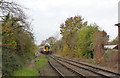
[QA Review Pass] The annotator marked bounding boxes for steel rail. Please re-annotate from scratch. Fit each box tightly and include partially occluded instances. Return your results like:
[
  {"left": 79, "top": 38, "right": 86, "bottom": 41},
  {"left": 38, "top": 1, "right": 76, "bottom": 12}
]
[
  {"left": 48, "top": 60, "right": 64, "bottom": 77},
  {"left": 53, "top": 56, "right": 116, "bottom": 78},
  {"left": 54, "top": 55, "right": 120, "bottom": 76},
  {"left": 50, "top": 55, "right": 86, "bottom": 78}
]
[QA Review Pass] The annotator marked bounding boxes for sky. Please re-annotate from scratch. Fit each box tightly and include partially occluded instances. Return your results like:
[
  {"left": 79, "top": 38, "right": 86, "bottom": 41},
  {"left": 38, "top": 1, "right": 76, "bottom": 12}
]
[{"left": 17, "top": 0, "right": 120, "bottom": 45}]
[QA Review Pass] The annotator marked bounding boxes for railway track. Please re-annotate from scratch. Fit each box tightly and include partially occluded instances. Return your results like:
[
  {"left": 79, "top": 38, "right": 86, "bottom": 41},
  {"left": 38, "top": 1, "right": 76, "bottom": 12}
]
[
  {"left": 48, "top": 55, "right": 86, "bottom": 77},
  {"left": 52, "top": 55, "right": 120, "bottom": 78}
]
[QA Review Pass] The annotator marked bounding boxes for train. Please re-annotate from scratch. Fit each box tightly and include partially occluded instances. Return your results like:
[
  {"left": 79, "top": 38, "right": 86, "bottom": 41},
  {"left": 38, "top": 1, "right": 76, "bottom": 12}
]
[{"left": 39, "top": 45, "right": 52, "bottom": 55}]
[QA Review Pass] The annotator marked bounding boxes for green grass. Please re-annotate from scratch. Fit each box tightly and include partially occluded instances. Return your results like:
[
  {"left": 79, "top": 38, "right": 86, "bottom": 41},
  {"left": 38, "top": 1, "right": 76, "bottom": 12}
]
[
  {"left": 0, "top": 72, "right": 2, "bottom": 78},
  {"left": 35, "top": 56, "right": 48, "bottom": 71},
  {"left": 91, "top": 60, "right": 96, "bottom": 63},
  {"left": 13, "top": 55, "right": 48, "bottom": 76},
  {"left": 13, "top": 67, "right": 38, "bottom": 76}
]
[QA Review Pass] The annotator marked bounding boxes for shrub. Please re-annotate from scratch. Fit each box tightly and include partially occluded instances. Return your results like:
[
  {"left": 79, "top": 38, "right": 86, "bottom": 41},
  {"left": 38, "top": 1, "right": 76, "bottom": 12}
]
[{"left": 2, "top": 48, "right": 23, "bottom": 76}]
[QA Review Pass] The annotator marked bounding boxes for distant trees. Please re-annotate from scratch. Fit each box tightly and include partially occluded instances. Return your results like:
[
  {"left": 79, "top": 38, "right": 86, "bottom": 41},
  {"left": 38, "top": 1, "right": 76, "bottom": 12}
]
[
  {"left": 93, "top": 30, "right": 109, "bottom": 63},
  {"left": 52, "top": 39, "right": 65, "bottom": 55},
  {"left": 77, "top": 25, "right": 97, "bottom": 59},
  {"left": 46, "top": 37, "right": 57, "bottom": 47},
  {"left": 41, "top": 37, "right": 57, "bottom": 47},
  {"left": 60, "top": 16, "right": 87, "bottom": 48},
  {"left": 53, "top": 15, "right": 109, "bottom": 60},
  {"left": 58, "top": 16, "right": 99, "bottom": 58},
  {"left": 111, "top": 36, "right": 118, "bottom": 45},
  {"left": 58, "top": 16, "right": 88, "bottom": 58}
]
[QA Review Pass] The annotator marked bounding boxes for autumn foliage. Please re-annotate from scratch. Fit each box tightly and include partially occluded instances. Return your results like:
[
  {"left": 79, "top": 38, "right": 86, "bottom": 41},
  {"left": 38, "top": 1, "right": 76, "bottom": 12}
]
[
  {"left": 1, "top": 0, "right": 36, "bottom": 76},
  {"left": 53, "top": 15, "right": 109, "bottom": 63},
  {"left": 93, "top": 30, "right": 109, "bottom": 63},
  {"left": 2, "top": 13, "right": 36, "bottom": 76}
]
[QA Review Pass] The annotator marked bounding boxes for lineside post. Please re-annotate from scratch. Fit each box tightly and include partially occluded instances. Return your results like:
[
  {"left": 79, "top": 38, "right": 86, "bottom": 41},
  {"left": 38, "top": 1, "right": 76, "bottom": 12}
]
[
  {"left": 118, "top": 1, "right": 120, "bottom": 74},
  {"left": 118, "top": 25, "right": 120, "bottom": 73},
  {"left": 115, "top": 1, "right": 120, "bottom": 73},
  {"left": 115, "top": 23, "right": 120, "bottom": 74}
]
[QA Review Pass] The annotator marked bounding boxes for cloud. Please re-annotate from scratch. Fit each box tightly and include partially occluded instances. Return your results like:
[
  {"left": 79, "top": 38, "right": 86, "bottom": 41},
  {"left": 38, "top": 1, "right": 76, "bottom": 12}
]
[{"left": 18, "top": 0, "right": 120, "bottom": 45}]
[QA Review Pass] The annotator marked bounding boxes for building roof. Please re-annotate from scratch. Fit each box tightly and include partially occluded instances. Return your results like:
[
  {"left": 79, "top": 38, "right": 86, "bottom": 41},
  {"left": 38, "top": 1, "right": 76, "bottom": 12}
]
[{"left": 104, "top": 45, "right": 117, "bottom": 49}]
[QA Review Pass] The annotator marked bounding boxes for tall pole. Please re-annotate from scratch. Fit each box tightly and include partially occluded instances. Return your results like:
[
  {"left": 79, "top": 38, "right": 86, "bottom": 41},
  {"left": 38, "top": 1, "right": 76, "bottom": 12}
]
[
  {"left": 118, "top": 26, "right": 120, "bottom": 50},
  {"left": 115, "top": 1, "right": 120, "bottom": 73},
  {"left": 116, "top": 24, "right": 120, "bottom": 50},
  {"left": 118, "top": 1, "right": 120, "bottom": 74},
  {"left": 115, "top": 23, "right": 120, "bottom": 73},
  {"left": 118, "top": 25, "right": 120, "bottom": 74},
  {"left": 118, "top": 1, "right": 120, "bottom": 51}
]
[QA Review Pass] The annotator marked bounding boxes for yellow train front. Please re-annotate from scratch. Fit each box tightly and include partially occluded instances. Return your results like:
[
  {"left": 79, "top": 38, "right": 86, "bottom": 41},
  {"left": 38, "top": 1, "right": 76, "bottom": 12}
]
[{"left": 40, "top": 45, "right": 52, "bottom": 55}]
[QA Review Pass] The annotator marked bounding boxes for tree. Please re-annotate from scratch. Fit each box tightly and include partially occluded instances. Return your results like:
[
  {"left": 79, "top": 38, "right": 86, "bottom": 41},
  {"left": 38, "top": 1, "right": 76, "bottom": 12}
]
[
  {"left": 0, "top": 0, "right": 30, "bottom": 33},
  {"left": 77, "top": 25, "right": 97, "bottom": 59},
  {"left": 60, "top": 16, "right": 87, "bottom": 47},
  {"left": 1, "top": 1, "right": 35, "bottom": 76},
  {"left": 111, "top": 36, "right": 118, "bottom": 45},
  {"left": 41, "top": 37, "right": 57, "bottom": 47},
  {"left": 46, "top": 37, "right": 57, "bottom": 47},
  {"left": 93, "top": 29, "right": 109, "bottom": 63},
  {"left": 0, "top": 0, "right": 26, "bottom": 19},
  {"left": 52, "top": 39, "right": 65, "bottom": 54}
]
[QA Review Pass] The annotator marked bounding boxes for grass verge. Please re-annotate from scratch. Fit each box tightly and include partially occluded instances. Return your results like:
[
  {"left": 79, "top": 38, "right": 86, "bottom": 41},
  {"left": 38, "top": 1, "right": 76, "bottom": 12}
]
[
  {"left": 13, "top": 67, "right": 38, "bottom": 76},
  {"left": 35, "top": 55, "right": 48, "bottom": 71},
  {"left": 13, "top": 55, "right": 48, "bottom": 76}
]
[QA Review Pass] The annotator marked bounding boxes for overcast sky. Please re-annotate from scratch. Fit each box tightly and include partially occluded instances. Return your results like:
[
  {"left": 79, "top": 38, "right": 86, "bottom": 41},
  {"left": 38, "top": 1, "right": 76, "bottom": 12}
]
[{"left": 18, "top": 0, "right": 120, "bottom": 45}]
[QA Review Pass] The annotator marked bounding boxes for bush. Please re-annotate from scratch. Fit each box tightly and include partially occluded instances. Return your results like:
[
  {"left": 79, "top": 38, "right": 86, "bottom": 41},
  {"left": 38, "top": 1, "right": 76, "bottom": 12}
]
[
  {"left": 2, "top": 48, "right": 23, "bottom": 76},
  {"left": 77, "top": 25, "right": 96, "bottom": 59},
  {"left": 2, "top": 14, "right": 36, "bottom": 76}
]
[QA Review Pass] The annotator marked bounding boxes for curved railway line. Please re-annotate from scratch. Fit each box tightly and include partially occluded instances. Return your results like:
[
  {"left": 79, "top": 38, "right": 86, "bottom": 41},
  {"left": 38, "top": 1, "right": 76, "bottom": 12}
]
[
  {"left": 48, "top": 55, "right": 120, "bottom": 78},
  {"left": 48, "top": 55, "right": 86, "bottom": 77},
  {"left": 48, "top": 60, "right": 64, "bottom": 77}
]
